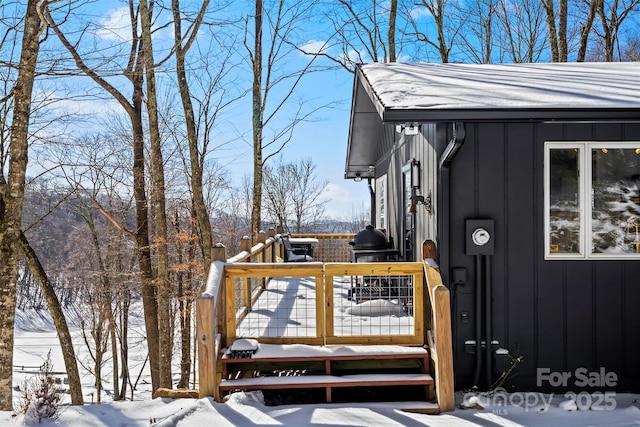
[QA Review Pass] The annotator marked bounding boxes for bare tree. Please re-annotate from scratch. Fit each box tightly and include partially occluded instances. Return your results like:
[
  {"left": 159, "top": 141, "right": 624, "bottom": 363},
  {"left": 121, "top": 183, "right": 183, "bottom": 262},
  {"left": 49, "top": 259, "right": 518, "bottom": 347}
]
[
  {"left": 542, "top": 0, "right": 569, "bottom": 61},
  {"left": 139, "top": 0, "right": 172, "bottom": 389},
  {"left": 319, "top": 0, "right": 400, "bottom": 70},
  {"left": 456, "top": 0, "right": 497, "bottom": 63},
  {"left": 594, "top": 0, "right": 640, "bottom": 61},
  {"left": 576, "top": 0, "right": 599, "bottom": 61},
  {"left": 0, "top": 0, "right": 45, "bottom": 410},
  {"left": 18, "top": 231, "right": 84, "bottom": 405},
  {"left": 44, "top": 2, "right": 162, "bottom": 391},
  {"left": 410, "top": 0, "right": 461, "bottom": 62},
  {"left": 263, "top": 157, "right": 328, "bottom": 233},
  {"left": 494, "top": 0, "right": 547, "bottom": 63},
  {"left": 246, "top": 0, "right": 327, "bottom": 242},
  {"left": 171, "top": 0, "right": 214, "bottom": 269}
]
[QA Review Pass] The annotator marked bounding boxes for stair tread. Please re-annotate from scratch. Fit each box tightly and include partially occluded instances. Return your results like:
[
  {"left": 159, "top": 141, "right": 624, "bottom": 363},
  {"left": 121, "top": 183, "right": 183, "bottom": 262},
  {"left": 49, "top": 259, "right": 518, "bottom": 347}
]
[
  {"left": 223, "top": 343, "right": 428, "bottom": 361},
  {"left": 220, "top": 373, "right": 433, "bottom": 388}
]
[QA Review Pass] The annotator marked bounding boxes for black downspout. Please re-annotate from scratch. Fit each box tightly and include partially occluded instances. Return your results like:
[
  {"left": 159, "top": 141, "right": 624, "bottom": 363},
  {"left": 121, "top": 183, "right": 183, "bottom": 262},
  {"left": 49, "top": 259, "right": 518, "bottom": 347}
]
[
  {"left": 485, "top": 255, "right": 493, "bottom": 389},
  {"left": 438, "top": 121, "right": 466, "bottom": 272},
  {"left": 472, "top": 255, "right": 482, "bottom": 388},
  {"left": 437, "top": 122, "right": 466, "bottom": 386}
]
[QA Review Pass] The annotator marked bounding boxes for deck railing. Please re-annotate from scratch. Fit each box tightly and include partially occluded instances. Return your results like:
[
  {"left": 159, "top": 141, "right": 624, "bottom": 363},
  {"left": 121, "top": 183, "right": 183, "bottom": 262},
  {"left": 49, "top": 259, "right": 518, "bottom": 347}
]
[{"left": 196, "top": 230, "right": 454, "bottom": 411}]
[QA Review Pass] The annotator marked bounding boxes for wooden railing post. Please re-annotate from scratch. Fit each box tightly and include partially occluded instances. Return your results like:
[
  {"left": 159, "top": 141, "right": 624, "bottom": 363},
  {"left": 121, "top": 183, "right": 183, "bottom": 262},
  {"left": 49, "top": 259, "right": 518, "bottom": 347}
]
[
  {"left": 275, "top": 225, "right": 285, "bottom": 260},
  {"left": 240, "top": 236, "right": 252, "bottom": 309},
  {"left": 257, "top": 230, "right": 266, "bottom": 263},
  {"left": 422, "top": 239, "right": 437, "bottom": 260},
  {"left": 211, "top": 243, "right": 227, "bottom": 262},
  {"left": 267, "top": 228, "right": 276, "bottom": 262},
  {"left": 197, "top": 260, "right": 226, "bottom": 401},
  {"left": 211, "top": 243, "right": 227, "bottom": 342}
]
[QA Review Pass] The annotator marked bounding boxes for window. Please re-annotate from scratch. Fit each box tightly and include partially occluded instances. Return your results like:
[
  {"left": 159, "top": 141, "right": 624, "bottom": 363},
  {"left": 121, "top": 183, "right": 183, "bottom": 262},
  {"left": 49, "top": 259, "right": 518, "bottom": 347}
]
[
  {"left": 545, "top": 142, "right": 640, "bottom": 259},
  {"left": 376, "top": 175, "right": 387, "bottom": 229},
  {"left": 402, "top": 162, "right": 415, "bottom": 261}
]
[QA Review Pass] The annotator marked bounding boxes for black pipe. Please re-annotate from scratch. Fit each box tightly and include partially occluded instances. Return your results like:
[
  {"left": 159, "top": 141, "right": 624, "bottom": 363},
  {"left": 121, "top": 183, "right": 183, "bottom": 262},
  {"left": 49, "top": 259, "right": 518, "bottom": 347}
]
[
  {"left": 485, "top": 255, "right": 493, "bottom": 389},
  {"left": 472, "top": 255, "right": 482, "bottom": 388},
  {"left": 439, "top": 122, "right": 466, "bottom": 168},
  {"left": 437, "top": 122, "right": 467, "bottom": 388}
]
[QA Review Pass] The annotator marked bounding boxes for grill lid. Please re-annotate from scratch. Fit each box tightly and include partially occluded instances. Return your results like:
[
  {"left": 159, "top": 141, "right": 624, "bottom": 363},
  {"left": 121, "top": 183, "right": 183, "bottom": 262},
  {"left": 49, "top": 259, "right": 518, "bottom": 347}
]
[{"left": 349, "top": 225, "right": 390, "bottom": 249}]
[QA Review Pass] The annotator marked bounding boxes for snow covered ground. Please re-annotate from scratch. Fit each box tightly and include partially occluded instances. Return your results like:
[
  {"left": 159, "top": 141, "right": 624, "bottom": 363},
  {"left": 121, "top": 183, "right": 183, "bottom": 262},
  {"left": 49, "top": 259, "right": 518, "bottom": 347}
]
[
  {"left": 2, "top": 307, "right": 640, "bottom": 426},
  {"left": 2, "top": 388, "right": 640, "bottom": 426}
]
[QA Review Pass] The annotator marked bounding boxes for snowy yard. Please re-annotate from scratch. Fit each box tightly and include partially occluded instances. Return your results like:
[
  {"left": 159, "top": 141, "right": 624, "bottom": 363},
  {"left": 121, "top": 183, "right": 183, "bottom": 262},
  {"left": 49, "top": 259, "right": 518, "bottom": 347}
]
[{"left": 3, "top": 302, "right": 640, "bottom": 426}]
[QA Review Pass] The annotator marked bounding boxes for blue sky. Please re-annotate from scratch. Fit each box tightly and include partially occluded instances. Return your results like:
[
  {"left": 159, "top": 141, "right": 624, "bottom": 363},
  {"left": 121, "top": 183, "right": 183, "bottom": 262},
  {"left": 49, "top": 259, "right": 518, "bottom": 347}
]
[{"left": 30, "top": 2, "right": 372, "bottom": 220}]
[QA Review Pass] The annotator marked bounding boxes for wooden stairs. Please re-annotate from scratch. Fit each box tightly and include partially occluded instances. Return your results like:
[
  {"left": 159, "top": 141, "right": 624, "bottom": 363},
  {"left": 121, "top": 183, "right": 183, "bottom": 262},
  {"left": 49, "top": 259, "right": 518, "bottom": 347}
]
[{"left": 219, "top": 341, "right": 439, "bottom": 412}]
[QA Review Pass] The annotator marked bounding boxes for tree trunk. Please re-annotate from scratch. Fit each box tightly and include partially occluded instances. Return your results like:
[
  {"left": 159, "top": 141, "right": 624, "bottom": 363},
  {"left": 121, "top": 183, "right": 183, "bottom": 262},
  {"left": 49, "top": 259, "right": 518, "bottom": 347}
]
[
  {"left": 119, "top": 291, "right": 131, "bottom": 399},
  {"left": 174, "top": 212, "right": 192, "bottom": 389},
  {"left": 18, "top": 232, "right": 84, "bottom": 405},
  {"left": 577, "top": 0, "right": 598, "bottom": 61},
  {"left": 252, "top": 0, "right": 264, "bottom": 242},
  {"left": 140, "top": 0, "right": 172, "bottom": 389},
  {"left": 558, "top": 0, "right": 567, "bottom": 61},
  {"left": 0, "top": 0, "right": 41, "bottom": 410},
  {"left": 109, "top": 310, "right": 120, "bottom": 401},
  {"left": 541, "top": 0, "right": 559, "bottom": 61},
  {"left": 388, "top": 0, "right": 397, "bottom": 62},
  {"left": 132, "top": 76, "right": 160, "bottom": 391},
  {"left": 172, "top": 0, "right": 213, "bottom": 267}
]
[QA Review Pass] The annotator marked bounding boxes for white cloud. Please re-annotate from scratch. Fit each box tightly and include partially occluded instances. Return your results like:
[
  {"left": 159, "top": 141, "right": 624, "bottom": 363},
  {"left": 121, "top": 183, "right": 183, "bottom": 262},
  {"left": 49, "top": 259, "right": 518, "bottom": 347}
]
[
  {"left": 97, "top": 8, "right": 133, "bottom": 42},
  {"left": 299, "top": 39, "right": 331, "bottom": 55},
  {"left": 321, "top": 181, "right": 370, "bottom": 220}
]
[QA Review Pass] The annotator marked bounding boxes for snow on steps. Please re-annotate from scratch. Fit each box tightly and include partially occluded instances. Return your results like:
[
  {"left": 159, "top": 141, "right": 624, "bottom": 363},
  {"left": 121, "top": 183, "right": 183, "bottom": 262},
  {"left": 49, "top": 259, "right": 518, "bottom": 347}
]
[{"left": 220, "top": 343, "right": 436, "bottom": 409}]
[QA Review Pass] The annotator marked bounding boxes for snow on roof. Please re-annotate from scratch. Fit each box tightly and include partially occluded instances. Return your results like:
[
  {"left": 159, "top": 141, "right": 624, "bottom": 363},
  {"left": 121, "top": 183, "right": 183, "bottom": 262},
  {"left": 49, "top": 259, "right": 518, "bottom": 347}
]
[{"left": 360, "top": 62, "right": 640, "bottom": 111}]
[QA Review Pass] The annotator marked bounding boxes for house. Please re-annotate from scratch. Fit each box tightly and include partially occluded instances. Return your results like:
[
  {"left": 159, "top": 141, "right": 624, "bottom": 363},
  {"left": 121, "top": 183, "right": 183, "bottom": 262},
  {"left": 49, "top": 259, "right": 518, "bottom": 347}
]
[{"left": 345, "top": 62, "right": 640, "bottom": 392}]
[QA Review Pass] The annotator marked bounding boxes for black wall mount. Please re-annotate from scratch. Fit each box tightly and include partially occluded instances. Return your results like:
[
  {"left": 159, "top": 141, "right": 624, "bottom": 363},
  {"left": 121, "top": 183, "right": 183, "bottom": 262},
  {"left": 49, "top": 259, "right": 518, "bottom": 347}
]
[{"left": 465, "top": 219, "right": 495, "bottom": 255}]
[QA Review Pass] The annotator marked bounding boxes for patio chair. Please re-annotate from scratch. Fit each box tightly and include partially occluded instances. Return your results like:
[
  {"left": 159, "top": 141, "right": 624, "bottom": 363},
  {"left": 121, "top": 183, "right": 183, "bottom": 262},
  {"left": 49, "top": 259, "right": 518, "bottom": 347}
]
[{"left": 281, "top": 235, "right": 313, "bottom": 262}]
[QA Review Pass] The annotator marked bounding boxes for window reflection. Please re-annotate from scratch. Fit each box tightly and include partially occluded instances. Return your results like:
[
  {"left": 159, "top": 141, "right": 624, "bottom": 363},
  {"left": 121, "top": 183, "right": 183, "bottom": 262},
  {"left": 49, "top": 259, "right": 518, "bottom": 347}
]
[
  {"left": 591, "top": 149, "right": 640, "bottom": 253},
  {"left": 549, "top": 149, "right": 581, "bottom": 253}
]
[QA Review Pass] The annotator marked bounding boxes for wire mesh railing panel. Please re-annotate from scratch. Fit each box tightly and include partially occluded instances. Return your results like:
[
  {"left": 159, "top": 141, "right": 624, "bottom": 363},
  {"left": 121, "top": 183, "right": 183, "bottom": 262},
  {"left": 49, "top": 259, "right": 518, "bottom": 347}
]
[
  {"left": 235, "top": 276, "right": 318, "bottom": 338},
  {"left": 312, "top": 238, "right": 352, "bottom": 263},
  {"left": 332, "top": 274, "right": 415, "bottom": 337}
]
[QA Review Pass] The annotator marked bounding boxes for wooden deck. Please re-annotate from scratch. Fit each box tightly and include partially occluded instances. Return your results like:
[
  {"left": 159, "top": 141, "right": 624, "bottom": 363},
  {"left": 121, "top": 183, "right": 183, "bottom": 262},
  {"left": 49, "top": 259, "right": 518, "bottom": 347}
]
[{"left": 196, "top": 234, "right": 455, "bottom": 411}]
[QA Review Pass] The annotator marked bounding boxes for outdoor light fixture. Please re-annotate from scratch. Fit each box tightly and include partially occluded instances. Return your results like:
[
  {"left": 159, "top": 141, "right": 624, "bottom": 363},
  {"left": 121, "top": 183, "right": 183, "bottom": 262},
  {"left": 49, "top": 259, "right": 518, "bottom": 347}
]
[
  {"left": 395, "top": 124, "right": 420, "bottom": 136},
  {"left": 354, "top": 173, "right": 362, "bottom": 182},
  {"left": 404, "top": 125, "right": 419, "bottom": 136},
  {"left": 411, "top": 159, "right": 421, "bottom": 189},
  {"left": 635, "top": 148, "right": 640, "bottom": 155}
]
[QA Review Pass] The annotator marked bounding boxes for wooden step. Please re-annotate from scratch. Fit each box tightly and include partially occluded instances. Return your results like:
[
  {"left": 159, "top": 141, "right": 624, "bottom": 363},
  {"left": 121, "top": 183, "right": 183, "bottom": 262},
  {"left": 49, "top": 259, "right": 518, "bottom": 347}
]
[
  {"left": 220, "top": 343, "right": 434, "bottom": 404},
  {"left": 222, "top": 344, "right": 430, "bottom": 374},
  {"left": 220, "top": 373, "right": 434, "bottom": 403}
]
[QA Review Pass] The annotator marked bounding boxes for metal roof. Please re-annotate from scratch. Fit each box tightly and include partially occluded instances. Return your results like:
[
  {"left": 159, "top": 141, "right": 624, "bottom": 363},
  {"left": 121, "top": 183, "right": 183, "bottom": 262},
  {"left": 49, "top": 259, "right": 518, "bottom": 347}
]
[{"left": 345, "top": 62, "right": 640, "bottom": 179}]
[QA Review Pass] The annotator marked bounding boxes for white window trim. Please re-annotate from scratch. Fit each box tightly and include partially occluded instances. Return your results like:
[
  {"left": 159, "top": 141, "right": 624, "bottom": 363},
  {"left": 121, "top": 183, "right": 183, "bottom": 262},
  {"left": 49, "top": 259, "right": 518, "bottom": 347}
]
[{"left": 545, "top": 141, "right": 640, "bottom": 260}]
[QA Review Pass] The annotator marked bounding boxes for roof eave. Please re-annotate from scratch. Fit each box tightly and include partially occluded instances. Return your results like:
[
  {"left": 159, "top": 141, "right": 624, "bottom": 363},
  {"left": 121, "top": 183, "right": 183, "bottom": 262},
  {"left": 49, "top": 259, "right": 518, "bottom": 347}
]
[{"left": 380, "top": 108, "right": 640, "bottom": 123}]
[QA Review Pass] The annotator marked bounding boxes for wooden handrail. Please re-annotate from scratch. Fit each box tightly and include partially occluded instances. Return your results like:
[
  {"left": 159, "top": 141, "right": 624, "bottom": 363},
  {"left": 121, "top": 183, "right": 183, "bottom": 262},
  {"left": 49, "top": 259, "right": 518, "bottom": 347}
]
[{"left": 423, "top": 258, "right": 455, "bottom": 412}]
